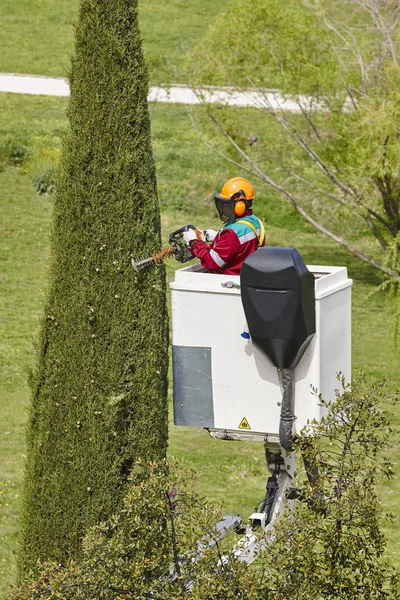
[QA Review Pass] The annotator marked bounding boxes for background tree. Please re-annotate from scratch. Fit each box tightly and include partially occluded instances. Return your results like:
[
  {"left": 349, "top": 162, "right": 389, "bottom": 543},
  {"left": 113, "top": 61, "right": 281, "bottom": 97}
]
[
  {"left": 19, "top": 0, "right": 169, "bottom": 576},
  {"left": 189, "top": 0, "right": 400, "bottom": 280}
]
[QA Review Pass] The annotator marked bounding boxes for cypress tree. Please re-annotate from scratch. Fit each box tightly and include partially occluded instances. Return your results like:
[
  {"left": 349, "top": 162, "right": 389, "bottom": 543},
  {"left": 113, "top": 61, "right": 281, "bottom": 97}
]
[{"left": 19, "top": 0, "right": 169, "bottom": 574}]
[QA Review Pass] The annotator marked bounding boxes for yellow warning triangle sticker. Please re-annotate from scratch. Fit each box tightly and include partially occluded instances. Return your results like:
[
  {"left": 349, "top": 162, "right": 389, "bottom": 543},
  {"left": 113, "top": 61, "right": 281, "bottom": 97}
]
[{"left": 238, "top": 417, "right": 251, "bottom": 430}]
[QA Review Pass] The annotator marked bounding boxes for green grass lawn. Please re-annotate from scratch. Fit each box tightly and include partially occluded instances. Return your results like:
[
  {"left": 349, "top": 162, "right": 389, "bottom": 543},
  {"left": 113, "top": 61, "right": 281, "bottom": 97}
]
[
  {"left": 0, "top": 0, "right": 232, "bottom": 84},
  {"left": 1, "top": 93, "right": 400, "bottom": 594}
]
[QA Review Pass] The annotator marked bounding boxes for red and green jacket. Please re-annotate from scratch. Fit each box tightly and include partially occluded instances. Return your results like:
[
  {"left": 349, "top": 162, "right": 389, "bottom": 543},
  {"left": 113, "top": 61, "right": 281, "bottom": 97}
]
[{"left": 191, "top": 211, "right": 265, "bottom": 275}]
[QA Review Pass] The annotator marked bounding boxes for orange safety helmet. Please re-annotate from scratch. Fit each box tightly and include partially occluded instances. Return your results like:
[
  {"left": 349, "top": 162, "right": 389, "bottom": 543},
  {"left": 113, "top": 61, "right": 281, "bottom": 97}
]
[{"left": 214, "top": 177, "right": 255, "bottom": 224}]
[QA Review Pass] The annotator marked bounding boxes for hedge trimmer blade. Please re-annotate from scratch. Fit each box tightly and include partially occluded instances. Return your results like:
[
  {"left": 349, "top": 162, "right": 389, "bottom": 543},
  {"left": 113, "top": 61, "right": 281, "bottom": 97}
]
[
  {"left": 131, "top": 256, "right": 155, "bottom": 271},
  {"left": 131, "top": 246, "right": 175, "bottom": 271}
]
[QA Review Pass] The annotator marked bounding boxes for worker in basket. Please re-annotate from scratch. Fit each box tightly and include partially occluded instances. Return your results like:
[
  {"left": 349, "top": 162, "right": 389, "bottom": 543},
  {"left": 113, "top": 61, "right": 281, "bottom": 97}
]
[{"left": 183, "top": 177, "right": 265, "bottom": 275}]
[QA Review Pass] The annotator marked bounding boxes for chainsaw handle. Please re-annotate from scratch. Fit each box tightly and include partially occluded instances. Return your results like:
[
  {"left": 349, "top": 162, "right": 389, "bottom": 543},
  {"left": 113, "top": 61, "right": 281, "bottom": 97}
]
[
  {"left": 169, "top": 224, "right": 197, "bottom": 244},
  {"left": 169, "top": 225, "right": 201, "bottom": 264}
]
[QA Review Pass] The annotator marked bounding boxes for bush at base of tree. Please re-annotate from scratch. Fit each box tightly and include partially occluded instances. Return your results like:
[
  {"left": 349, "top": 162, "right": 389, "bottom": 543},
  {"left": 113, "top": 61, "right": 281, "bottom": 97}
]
[{"left": 9, "top": 375, "right": 400, "bottom": 599}]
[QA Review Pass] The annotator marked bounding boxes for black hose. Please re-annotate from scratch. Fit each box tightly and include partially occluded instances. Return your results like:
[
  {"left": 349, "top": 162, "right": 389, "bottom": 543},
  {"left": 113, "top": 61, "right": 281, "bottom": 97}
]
[{"left": 279, "top": 367, "right": 295, "bottom": 452}]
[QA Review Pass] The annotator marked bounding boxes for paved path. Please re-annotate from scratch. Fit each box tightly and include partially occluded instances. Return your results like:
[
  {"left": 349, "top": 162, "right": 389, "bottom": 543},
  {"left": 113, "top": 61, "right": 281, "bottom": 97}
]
[{"left": 0, "top": 73, "right": 304, "bottom": 111}]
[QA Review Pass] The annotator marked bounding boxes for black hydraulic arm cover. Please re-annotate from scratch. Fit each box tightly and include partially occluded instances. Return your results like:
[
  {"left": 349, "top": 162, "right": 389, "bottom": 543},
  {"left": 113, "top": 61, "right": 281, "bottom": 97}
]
[{"left": 240, "top": 247, "right": 316, "bottom": 369}]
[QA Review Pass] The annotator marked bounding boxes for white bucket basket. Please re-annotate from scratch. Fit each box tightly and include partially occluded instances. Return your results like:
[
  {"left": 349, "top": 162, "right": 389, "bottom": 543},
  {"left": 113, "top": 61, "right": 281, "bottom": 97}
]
[{"left": 170, "top": 262, "right": 352, "bottom": 441}]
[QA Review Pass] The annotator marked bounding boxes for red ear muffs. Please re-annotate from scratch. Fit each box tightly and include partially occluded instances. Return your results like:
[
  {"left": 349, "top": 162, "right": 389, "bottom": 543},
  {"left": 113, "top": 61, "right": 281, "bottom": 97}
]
[{"left": 234, "top": 200, "right": 246, "bottom": 217}]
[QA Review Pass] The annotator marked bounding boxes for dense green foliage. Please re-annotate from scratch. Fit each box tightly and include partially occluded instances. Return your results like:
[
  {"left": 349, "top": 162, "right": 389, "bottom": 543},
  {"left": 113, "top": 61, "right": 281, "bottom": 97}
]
[
  {"left": 18, "top": 0, "right": 169, "bottom": 575},
  {"left": 8, "top": 377, "right": 399, "bottom": 599},
  {"left": 191, "top": 0, "right": 339, "bottom": 90}
]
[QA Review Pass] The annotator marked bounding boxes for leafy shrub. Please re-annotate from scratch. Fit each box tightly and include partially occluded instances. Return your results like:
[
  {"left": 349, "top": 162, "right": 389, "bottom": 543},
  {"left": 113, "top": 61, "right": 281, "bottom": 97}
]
[
  {"left": 259, "top": 374, "right": 400, "bottom": 599},
  {"left": 9, "top": 145, "right": 31, "bottom": 166},
  {"left": 0, "top": 139, "right": 31, "bottom": 169},
  {"left": 32, "top": 163, "right": 57, "bottom": 195}
]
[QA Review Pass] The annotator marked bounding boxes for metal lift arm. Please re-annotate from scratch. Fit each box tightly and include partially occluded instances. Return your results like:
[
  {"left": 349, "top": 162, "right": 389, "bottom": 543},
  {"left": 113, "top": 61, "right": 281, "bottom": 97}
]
[{"left": 227, "top": 450, "right": 296, "bottom": 564}]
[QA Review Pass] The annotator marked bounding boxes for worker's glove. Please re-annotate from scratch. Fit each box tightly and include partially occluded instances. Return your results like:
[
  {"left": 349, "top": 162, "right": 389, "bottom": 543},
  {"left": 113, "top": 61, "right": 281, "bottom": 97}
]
[
  {"left": 203, "top": 229, "right": 217, "bottom": 243},
  {"left": 183, "top": 229, "right": 198, "bottom": 247}
]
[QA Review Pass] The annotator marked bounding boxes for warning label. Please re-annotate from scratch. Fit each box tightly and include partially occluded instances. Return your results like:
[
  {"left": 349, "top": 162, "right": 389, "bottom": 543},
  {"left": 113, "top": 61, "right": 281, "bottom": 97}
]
[{"left": 238, "top": 417, "right": 251, "bottom": 430}]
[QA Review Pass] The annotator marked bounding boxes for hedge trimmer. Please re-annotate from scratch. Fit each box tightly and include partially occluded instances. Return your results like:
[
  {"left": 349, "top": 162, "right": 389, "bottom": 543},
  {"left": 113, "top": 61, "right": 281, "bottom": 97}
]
[{"left": 131, "top": 225, "right": 202, "bottom": 271}]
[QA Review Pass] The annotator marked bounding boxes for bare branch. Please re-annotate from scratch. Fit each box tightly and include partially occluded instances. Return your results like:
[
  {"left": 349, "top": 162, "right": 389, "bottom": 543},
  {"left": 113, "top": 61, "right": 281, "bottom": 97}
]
[
  {"left": 362, "top": 215, "right": 388, "bottom": 250},
  {"left": 185, "top": 106, "right": 260, "bottom": 178},
  {"left": 271, "top": 164, "right": 346, "bottom": 206},
  {"left": 256, "top": 91, "right": 352, "bottom": 193},
  {"left": 366, "top": 206, "right": 397, "bottom": 234},
  {"left": 167, "top": 493, "right": 182, "bottom": 580},
  {"left": 296, "top": 100, "right": 329, "bottom": 149},
  {"left": 259, "top": 175, "right": 399, "bottom": 278},
  {"left": 365, "top": 0, "right": 399, "bottom": 65},
  {"left": 207, "top": 113, "right": 270, "bottom": 181},
  {"left": 295, "top": 98, "right": 354, "bottom": 179},
  {"left": 324, "top": 18, "right": 366, "bottom": 94},
  {"left": 344, "top": 84, "right": 359, "bottom": 111},
  {"left": 244, "top": 76, "right": 394, "bottom": 248}
]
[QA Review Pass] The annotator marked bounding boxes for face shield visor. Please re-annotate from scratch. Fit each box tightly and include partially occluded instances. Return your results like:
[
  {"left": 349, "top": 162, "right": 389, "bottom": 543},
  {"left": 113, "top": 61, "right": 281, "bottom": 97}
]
[
  {"left": 214, "top": 190, "right": 252, "bottom": 224},
  {"left": 214, "top": 195, "right": 236, "bottom": 224}
]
